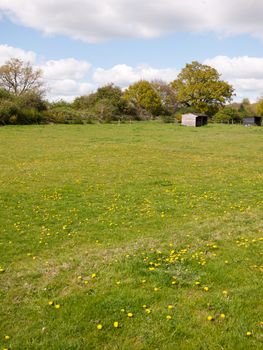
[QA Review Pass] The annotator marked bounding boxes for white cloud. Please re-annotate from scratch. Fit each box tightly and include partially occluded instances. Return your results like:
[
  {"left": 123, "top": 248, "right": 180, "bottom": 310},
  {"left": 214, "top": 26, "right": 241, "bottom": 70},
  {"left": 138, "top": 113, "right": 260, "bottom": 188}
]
[
  {"left": 93, "top": 64, "right": 178, "bottom": 88},
  {"left": 204, "top": 56, "right": 263, "bottom": 101},
  {"left": 41, "top": 58, "right": 91, "bottom": 80},
  {"left": 1, "top": 0, "right": 263, "bottom": 42},
  {"left": 0, "top": 44, "right": 36, "bottom": 64}
]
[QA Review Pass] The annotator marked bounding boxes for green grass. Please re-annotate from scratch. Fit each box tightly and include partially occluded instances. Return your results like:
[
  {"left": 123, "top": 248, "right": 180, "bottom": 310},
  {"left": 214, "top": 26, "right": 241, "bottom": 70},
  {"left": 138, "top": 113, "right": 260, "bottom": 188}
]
[{"left": 0, "top": 122, "right": 262, "bottom": 349}]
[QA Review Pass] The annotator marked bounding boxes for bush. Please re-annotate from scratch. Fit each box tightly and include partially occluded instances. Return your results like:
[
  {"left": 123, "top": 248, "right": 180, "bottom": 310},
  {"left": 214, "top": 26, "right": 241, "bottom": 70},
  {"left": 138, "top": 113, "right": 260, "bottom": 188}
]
[
  {"left": 0, "top": 99, "right": 19, "bottom": 125},
  {"left": 213, "top": 107, "right": 242, "bottom": 124},
  {"left": 44, "top": 107, "right": 95, "bottom": 124},
  {"left": 161, "top": 115, "right": 176, "bottom": 123}
]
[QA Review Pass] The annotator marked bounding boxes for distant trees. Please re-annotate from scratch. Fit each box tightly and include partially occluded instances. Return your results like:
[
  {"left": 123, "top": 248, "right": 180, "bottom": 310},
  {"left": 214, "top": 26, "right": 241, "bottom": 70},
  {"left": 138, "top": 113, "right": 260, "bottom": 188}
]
[
  {"left": 171, "top": 61, "right": 234, "bottom": 116},
  {"left": 73, "top": 84, "right": 133, "bottom": 122},
  {"left": 0, "top": 58, "right": 43, "bottom": 96},
  {"left": 256, "top": 98, "right": 263, "bottom": 117},
  {"left": 6, "top": 57, "right": 263, "bottom": 126},
  {"left": 123, "top": 80, "right": 163, "bottom": 119},
  {"left": 213, "top": 107, "right": 242, "bottom": 124}
]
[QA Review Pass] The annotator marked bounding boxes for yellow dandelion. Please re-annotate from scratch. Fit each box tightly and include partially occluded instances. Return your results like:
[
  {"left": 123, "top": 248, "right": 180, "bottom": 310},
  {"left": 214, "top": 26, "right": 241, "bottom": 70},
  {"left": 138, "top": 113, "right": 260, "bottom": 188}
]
[
  {"left": 166, "top": 315, "right": 172, "bottom": 320},
  {"left": 91, "top": 273, "right": 96, "bottom": 278},
  {"left": 145, "top": 308, "right": 151, "bottom": 314},
  {"left": 48, "top": 301, "right": 54, "bottom": 306},
  {"left": 143, "top": 305, "right": 147, "bottom": 308},
  {"left": 223, "top": 290, "right": 228, "bottom": 296},
  {"left": 55, "top": 304, "right": 61, "bottom": 309},
  {"left": 220, "top": 313, "right": 225, "bottom": 319},
  {"left": 195, "top": 281, "right": 201, "bottom": 286},
  {"left": 167, "top": 305, "right": 174, "bottom": 309},
  {"left": 141, "top": 279, "right": 146, "bottom": 283},
  {"left": 153, "top": 287, "right": 159, "bottom": 292},
  {"left": 207, "top": 316, "right": 214, "bottom": 321},
  {"left": 4, "top": 335, "right": 10, "bottom": 340},
  {"left": 171, "top": 281, "right": 177, "bottom": 285},
  {"left": 203, "top": 286, "right": 209, "bottom": 292},
  {"left": 97, "top": 324, "right": 103, "bottom": 330},
  {"left": 116, "top": 281, "right": 121, "bottom": 285},
  {"left": 127, "top": 312, "right": 133, "bottom": 318},
  {"left": 113, "top": 321, "right": 119, "bottom": 328},
  {"left": 246, "top": 331, "right": 252, "bottom": 336},
  {"left": 77, "top": 276, "right": 82, "bottom": 280},
  {"left": 120, "top": 308, "right": 125, "bottom": 312}
]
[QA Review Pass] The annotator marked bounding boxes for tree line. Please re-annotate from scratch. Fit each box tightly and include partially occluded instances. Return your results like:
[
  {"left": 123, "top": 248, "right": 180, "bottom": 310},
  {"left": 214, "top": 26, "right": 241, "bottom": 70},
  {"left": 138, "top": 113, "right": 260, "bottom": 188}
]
[{"left": 0, "top": 58, "right": 262, "bottom": 125}]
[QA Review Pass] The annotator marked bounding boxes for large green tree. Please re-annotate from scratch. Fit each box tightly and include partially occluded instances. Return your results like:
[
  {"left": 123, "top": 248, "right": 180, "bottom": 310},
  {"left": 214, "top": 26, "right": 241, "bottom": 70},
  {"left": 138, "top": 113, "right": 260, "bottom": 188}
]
[
  {"left": 123, "top": 80, "right": 163, "bottom": 119},
  {"left": 171, "top": 61, "right": 234, "bottom": 116}
]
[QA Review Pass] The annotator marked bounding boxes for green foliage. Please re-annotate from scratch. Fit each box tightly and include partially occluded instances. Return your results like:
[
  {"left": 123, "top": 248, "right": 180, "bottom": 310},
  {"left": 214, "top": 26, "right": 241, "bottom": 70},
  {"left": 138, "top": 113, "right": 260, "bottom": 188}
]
[
  {"left": 160, "top": 114, "right": 176, "bottom": 123},
  {"left": 0, "top": 87, "right": 47, "bottom": 125},
  {"left": 256, "top": 98, "right": 263, "bottom": 116},
  {"left": 124, "top": 80, "right": 163, "bottom": 119},
  {"left": 213, "top": 107, "right": 242, "bottom": 124},
  {"left": 44, "top": 107, "right": 94, "bottom": 124},
  {"left": 238, "top": 98, "right": 256, "bottom": 117},
  {"left": 0, "top": 99, "right": 19, "bottom": 125},
  {"left": 171, "top": 61, "right": 234, "bottom": 116},
  {"left": 73, "top": 84, "right": 133, "bottom": 122},
  {"left": 151, "top": 80, "right": 178, "bottom": 115}
]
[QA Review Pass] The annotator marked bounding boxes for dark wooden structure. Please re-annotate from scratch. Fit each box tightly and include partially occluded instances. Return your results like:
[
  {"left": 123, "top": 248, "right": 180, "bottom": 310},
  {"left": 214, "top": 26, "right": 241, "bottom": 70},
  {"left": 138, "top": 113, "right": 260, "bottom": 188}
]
[
  {"left": 243, "top": 117, "right": 262, "bottom": 126},
  {"left": 181, "top": 113, "right": 208, "bottom": 127}
]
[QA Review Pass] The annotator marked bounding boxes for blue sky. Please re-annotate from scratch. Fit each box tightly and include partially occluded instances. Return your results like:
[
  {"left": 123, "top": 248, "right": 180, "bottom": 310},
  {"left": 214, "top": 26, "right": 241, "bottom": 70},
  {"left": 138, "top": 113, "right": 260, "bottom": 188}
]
[{"left": 1, "top": 0, "right": 263, "bottom": 101}]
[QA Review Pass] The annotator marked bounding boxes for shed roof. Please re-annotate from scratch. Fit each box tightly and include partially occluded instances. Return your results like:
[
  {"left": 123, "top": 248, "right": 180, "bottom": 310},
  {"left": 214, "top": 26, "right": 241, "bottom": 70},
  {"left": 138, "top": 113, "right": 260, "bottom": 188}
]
[{"left": 182, "top": 113, "right": 207, "bottom": 118}]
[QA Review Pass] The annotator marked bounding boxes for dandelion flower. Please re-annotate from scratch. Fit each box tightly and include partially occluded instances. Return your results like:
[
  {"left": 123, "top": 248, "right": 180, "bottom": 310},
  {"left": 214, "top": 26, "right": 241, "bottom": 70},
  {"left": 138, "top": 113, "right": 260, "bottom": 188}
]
[
  {"left": 127, "top": 312, "right": 133, "bottom": 318},
  {"left": 246, "top": 331, "right": 252, "bottom": 336},
  {"left": 220, "top": 314, "right": 226, "bottom": 319},
  {"left": 166, "top": 315, "right": 172, "bottom": 320},
  {"left": 145, "top": 308, "right": 151, "bottom": 314},
  {"left": 167, "top": 305, "right": 174, "bottom": 309},
  {"left": 48, "top": 301, "right": 54, "bottom": 306},
  {"left": 113, "top": 321, "right": 119, "bottom": 328},
  {"left": 203, "top": 286, "right": 209, "bottom": 292},
  {"left": 97, "top": 324, "right": 103, "bottom": 330},
  {"left": 207, "top": 316, "right": 214, "bottom": 321},
  {"left": 4, "top": 335, "right": 10, "bottom": 340},
  {"left": 55, "top": 304, "right": 61, "bottom": 309},
  {"left": 91, "top": 273, "right": 97, "bottom": 278}
]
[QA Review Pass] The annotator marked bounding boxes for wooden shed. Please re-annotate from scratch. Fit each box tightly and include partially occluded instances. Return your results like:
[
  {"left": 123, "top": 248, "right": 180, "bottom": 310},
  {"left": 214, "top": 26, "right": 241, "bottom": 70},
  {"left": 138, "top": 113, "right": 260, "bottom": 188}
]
[
  {"left": 181, "top": 113, "right": 208, "bottom": 127},
  {"left": 243, "top": 116, "right": 262, "bottom": 126}
]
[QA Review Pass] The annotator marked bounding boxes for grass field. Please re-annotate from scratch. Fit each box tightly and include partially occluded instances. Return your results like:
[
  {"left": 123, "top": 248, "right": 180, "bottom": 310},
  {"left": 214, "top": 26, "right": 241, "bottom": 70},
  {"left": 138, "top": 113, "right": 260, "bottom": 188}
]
[{"left": 0, "top": 123, "right": 262, "bottom": 349}]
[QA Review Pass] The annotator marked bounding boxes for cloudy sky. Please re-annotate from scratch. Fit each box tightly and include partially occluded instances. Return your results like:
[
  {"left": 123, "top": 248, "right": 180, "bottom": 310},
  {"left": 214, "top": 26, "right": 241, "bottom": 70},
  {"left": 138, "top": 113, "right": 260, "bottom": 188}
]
[{"left": 1, "top": 0, "right": 263, "bottom": 101}]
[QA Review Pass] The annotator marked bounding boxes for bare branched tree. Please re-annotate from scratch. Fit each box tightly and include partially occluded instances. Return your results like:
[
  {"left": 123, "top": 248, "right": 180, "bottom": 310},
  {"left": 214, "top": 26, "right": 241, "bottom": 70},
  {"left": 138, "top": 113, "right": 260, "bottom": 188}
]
[{"left": 0, "top": 58, "right": 44, "bottom": 96}]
